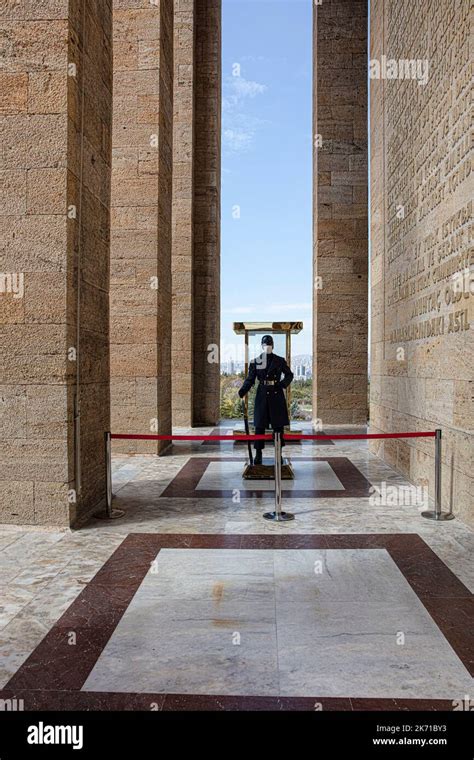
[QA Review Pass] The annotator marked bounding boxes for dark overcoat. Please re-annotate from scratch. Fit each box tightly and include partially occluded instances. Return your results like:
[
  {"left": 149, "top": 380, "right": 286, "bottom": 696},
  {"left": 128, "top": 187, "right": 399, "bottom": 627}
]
[{"left": 239, "top": 352, "right": 293, "bottom": 428}]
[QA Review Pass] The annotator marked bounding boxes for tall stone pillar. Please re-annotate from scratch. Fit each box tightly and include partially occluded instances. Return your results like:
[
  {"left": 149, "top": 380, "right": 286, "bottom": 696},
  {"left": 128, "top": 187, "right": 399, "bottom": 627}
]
[
  {"left": 0, "top": 1, "right": 113, "bottom": 526},
  {"left": 171, "top": 0, "right": 221, "bottom": 427},
  {"left": 110, "top": 0, "right": 174, "bottom": 453},
  {"left": 172, "top": 0, "right": 196, "bottom": 427},
  {"left": 312, "top": 0, "right": 369, "bottom": 425},
  {"left": 192, "top": 0, "right": 221, "bottom": 425}
]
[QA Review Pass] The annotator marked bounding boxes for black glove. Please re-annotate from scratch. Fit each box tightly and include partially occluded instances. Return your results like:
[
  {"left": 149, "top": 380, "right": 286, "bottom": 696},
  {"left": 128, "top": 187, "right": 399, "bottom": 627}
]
[{"left": 238, "top": 388, "right": 245, "bottom": 398}]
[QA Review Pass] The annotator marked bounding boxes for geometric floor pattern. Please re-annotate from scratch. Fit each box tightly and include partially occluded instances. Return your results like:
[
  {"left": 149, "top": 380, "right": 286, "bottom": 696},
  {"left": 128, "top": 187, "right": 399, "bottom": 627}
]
[
  {"left": 161, "top": 457, "right": 373, "bottom": 499},
  {"left": 1, "top": 424, "right": 473, "bottom": 711},
  {"left": 3, "top": 534, "right": 473, "bottom": 710}
]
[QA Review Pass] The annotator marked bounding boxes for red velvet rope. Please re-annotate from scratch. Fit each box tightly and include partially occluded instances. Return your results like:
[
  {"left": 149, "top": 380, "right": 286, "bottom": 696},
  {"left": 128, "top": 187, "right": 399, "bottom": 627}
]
[
  {"left": 110, "top": 434, "right": 272, "bottom": 441},
  {"left": 110, "top": 431, "right": 437, "bottom": 441},
  {"left": 284, "top": 432, "right": 437, "bottom": 440}
]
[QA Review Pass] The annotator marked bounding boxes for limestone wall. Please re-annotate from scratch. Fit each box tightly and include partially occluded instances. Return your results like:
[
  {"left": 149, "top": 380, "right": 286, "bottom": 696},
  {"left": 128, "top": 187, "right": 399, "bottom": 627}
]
[
  {"left": 0, "top": 0, "right": 113, "bottom": 526},
  {"left": 370, "top": 0, "right": 473, "bottom": 524}
]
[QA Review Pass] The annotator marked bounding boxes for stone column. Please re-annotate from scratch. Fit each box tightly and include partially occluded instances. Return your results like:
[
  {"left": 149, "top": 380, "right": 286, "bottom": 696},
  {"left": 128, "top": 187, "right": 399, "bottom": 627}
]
[
  {"left": 0, "top": 0, "right": 113, "bottom": 526},
  {"left": 192, "top": 0, "right": 221, "bottom": 426},
  {"left": 312, "top": 0, "right": 369, "bottom": 425},
  {"left": 110, "top": 0, "right": 174, "bottom": 454},
  {"left": 171, "top": 0, "right": 221, "bottom": 428},
  {"left": 172, "top": 0, "right": 196, "bottom": 427}
]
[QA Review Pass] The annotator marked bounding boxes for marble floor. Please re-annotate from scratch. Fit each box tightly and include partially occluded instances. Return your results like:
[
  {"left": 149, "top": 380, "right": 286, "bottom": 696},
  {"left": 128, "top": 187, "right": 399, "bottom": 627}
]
[
  {"left": 196, "top": 460, "right": 345, "bottom": 491},
  {"left": 82, "top": 547, "right": 472, "bottom": 700},
  {"left": 0, "top": 423, "right": 472, "bottom": 711}
]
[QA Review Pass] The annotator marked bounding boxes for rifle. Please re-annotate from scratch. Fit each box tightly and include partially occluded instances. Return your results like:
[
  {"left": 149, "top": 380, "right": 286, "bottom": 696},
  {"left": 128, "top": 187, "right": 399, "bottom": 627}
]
[{"left": 241, "top": 399, "right": 254, "bottom": 466}]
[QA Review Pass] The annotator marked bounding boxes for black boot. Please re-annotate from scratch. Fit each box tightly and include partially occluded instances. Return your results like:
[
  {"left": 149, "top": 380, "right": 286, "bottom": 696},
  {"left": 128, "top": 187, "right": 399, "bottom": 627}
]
[{"left": 254, "top": 450, "right": 262, "bottom": 465}]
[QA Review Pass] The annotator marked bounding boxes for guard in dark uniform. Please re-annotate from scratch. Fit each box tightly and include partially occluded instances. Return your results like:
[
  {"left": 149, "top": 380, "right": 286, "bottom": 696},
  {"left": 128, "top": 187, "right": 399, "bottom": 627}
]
[{"left": 238, "top": 335, "right": 294, "bottom": 465}]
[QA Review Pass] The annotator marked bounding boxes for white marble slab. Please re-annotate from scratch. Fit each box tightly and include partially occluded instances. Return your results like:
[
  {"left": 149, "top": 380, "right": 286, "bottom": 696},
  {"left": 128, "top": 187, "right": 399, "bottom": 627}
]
[
  {"left": 196, "top": 460, "right": 345, "bottom": 491},
  {"left": 82, "top": 549, "right": 473, "bottom": 699}
]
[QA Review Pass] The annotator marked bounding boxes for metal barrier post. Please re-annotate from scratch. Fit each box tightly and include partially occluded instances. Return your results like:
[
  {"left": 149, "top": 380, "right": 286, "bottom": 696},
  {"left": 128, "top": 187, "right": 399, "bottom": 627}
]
[
  {"left": 96, "top": 432, "right": 125, "bottom": 520},
  {"left": 263, "top": 432, "right": 294, "bottom": 522},
  {"left": 422, "top": 429, "right": 454, "bottom": 521}
]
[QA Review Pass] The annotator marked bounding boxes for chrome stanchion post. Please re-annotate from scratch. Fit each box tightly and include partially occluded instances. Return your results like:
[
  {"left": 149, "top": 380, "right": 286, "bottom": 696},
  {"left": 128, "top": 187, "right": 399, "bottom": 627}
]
[
  {"left": 96, "top": 432, "right": 125, "bottom": 520},
  {"left": 434, "top": 427, "right": 442, "bottom": 518},
  {"left": 105, "top": 431, "right": 112, "bottom": 516},
  {"left": 275, "top": 432, "right": 282, "bottom": 518},
  {"left": 422, "top": 429, "right": 454, "bottom": 521},
  {"left": 263, "top": 432, "right": 294, "bottom": 522}
]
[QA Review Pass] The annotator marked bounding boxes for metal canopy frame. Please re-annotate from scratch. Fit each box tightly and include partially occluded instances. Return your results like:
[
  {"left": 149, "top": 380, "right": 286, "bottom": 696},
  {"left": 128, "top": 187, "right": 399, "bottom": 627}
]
[
  {"left": 233, "top": 321, "right": 303, "bottom": 335},
  {"left": 233, "top": 321, "right": 303, "bottom": 420}
]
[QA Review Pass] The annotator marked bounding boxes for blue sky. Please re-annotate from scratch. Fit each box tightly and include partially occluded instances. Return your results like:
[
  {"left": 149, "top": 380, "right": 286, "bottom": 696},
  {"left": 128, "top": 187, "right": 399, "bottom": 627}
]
[{"left": 221, "top": 0, "right": 313, "bottom": 360}]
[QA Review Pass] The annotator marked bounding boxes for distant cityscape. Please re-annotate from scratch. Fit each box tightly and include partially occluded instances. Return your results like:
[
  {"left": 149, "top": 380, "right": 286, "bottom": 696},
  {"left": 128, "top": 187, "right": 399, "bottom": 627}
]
[{"left": 220, "top": 355, "right": 313, "bottom": 380}]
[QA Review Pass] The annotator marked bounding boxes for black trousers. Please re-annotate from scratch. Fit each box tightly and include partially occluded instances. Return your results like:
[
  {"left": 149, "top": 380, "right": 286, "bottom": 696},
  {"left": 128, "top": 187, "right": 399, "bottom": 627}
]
[{"left": 254, "top": 426, "right": 285, "bottom": 451}]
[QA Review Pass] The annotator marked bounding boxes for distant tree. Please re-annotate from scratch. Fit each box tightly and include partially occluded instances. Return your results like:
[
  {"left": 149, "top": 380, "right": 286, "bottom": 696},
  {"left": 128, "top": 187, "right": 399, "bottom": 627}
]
[{"left": 220, "top": 374, "right": 245, "bottom": 419}]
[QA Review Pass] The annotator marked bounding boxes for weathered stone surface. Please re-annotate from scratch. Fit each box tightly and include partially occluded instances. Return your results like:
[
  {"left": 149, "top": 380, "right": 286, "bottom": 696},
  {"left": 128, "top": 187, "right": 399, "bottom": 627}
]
[
  {"left": 26, "top": 168, "right": 67, "bottom": 214},
  {"left": 0, "top": 20, "right": 68, "bottom": 73},
  {"left": 26, "top": 385, "right": 69, "bottom": 439},
  {"left": 313, "top": 0, "right": 368, "bottom": 426},
  {"left": 0, "top": 1, "right": 112, "bottom": 526},
  {"left": 28, "top": 71, "right": 66, "bottom": 114},
  {"left": 34, "top": 482, "right": 70, "bottom": 526},
  {"left": 192, "top": 0, "right": 221, "bottom": 426},
  {"left": 0, "top": 439, "right": 69, "bottom": 481},
  {"left": 0, "top": 386, "right": 27, "bottom": 438},
  {"left": 1, "top": 1, "right": 68, "bottom": 22},
  {"left": 23, "top": 273, "right": 72, "bottom": 324},
  {"left": 0, "top": 73, "right": 28, "bottom": 113},
  {"left": 369, "top": 0, "right": 473, "bottom": 526},
  {"left": 171, "top": 0, "right": 195, "bottom": 427},
  {"left": 0, "top": 170, "right": 27, "bottom": 214},
  {"left": 0, "top": 481, "right": 34, "bottom": 525},
  {"left": 1, "top": 114, "right": 67, "bottom": 170},
  {"left": 110, "top": 0, "right": 173, "bottom": 455}
]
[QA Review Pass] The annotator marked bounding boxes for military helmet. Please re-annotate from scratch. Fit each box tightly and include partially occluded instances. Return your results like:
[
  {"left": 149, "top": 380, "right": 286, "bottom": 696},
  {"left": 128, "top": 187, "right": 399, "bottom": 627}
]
[{"left": 261, "top": 335, "right": 274, "bottom": 347}]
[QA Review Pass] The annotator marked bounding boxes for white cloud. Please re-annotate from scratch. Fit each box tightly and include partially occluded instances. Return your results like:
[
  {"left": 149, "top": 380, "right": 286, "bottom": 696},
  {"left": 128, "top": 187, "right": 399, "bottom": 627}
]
[
  {"left": 223, "top": 75, "right": 267, "bottom": 110},
  {"left": 222, "top": 113, "right": 267, "bottom": 154},
  {"left": 223, "top": 127, "right": 254, "bottom": 153},
  {"left": 222, "top": 74, "right": 268, "bottom": 154}
]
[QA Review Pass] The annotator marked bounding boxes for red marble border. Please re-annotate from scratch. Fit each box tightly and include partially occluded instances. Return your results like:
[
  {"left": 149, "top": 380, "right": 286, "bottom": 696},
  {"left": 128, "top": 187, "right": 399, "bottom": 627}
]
[
  {"left": 0, "top": 689, "right": 455, "bottom": 712},
  {"left": 160, "top": 457, "right": 373, "bottom": 499},
  {"left": 3, "top": 533, "right": 472, "bottom": 712}
]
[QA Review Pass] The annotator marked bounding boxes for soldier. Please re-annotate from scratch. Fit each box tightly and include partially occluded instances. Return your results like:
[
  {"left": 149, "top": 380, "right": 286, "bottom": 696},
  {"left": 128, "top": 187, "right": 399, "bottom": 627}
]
[{"left": 238, "top": 335, "right": 293, "bottom": 465}]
